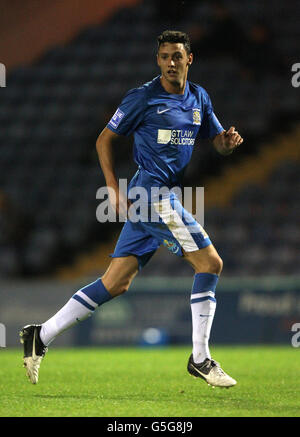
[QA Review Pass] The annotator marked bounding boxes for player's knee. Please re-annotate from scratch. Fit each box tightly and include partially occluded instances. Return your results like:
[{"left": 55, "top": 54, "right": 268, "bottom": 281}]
[
  {"left": 116, "top": 282, "right": 130, "bottom": 296},
  {"left": 194, "top": 254, "right": 223, "bottom": 275},
  {"left": 211, "top": 255, "right": 223, "bottom": 275},
  {"left": 108, "top": 278, "right": 132, "bottom": 297}
]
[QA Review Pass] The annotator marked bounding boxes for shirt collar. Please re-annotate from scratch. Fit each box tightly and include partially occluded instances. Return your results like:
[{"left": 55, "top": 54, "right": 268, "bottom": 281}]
[{"left": 156, "top": 75, "right": 189, "bottom": 100}]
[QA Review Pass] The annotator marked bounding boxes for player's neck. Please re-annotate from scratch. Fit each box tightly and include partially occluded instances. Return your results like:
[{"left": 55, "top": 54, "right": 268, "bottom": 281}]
[{"left": 160, "top": 75, "right": 187, "bottom": 95}]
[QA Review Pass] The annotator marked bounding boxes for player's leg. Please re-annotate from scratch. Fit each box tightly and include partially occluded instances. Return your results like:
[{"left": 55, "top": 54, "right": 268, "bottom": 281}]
[
  {"left": 184, "top": 244, "right": 236, "bottom": 387},
  {"left": 101, "top": 255, "right": 139, "bottom": 296},
  {"left": 182, "top": 243, "right": 223, "bottom": 275},
  {"left": 41, "top": 255, "right": 139, "bottom": 346},
  {"left": 20, "top": 256, "right": 139, "bottom": 384},
  {"left": 183, "top": 243, "right": 221, "bottom": 363},
  {"left": 20, "top": 219, "right": 159, "bottom": 384},
  {"left": 147, "top": 194, "right": 236, "bottom": 387}
]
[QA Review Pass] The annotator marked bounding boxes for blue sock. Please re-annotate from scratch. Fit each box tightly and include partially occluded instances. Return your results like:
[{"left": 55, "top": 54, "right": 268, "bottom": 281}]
[
  {"left": 191, "top": 273, "right": 218, "bottom": 304},
  {"left": 72, "top": 278, "right": 112, "bottom": 311},
  {"left": 40, "top": 278, "right": 113, "bottom": 346}
]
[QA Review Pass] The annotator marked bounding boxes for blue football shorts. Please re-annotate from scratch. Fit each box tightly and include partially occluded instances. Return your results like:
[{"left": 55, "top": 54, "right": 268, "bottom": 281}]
[{"left": 110, "top": 194, "right": 212, "bottom": 270}]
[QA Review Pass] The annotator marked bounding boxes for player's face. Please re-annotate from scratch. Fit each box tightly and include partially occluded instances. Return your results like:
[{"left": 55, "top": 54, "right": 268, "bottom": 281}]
[{"left": 157, "top": 43, "right": 193, "bottom": 88}]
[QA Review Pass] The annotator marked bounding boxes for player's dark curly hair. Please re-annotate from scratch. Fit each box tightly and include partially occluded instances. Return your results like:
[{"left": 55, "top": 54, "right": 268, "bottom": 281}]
[{"left": 157, "top": 30, "right": 191, "bottom": 54}]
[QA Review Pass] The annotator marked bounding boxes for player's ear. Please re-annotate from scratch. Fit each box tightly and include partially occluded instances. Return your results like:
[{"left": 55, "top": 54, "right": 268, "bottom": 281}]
[{"left": 187, "top": 52, "right": 193, "bottom": 67}]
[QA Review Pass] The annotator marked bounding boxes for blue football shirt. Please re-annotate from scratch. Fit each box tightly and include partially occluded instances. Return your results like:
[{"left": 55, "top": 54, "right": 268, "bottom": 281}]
[{"left": 107, "top": 75, "right": 224, "bottom": 201}]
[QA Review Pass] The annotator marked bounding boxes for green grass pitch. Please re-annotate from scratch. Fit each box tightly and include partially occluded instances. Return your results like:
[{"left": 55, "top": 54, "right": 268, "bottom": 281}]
[{"left": 0, "top": 345, "right": 299, "bottom": 417}]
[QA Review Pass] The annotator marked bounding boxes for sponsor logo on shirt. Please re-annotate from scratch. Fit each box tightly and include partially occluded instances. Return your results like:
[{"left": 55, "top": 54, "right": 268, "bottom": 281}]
[
  {"left": 157, "top": 129, "right": 195, "bottom": 145},
  {"left": 109, "top": 108, "right": 125, "bottom": 129}
]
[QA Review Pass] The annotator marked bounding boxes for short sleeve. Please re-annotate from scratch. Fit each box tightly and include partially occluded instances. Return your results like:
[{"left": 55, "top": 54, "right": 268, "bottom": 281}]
[
  {"left": 106, "top": 87, "right": 146, "bottom": 136},
  {"left": 198, "top": 90, "right": 224, "bottom": 139}
]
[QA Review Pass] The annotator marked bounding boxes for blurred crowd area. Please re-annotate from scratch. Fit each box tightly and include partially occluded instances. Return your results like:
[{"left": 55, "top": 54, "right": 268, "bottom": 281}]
[{"left": 0, "top": 0, "right": 299, "bottom": 278}]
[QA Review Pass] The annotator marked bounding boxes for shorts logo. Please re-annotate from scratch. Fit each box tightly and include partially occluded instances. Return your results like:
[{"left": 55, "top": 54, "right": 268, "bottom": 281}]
[
  {"left": 192, "top": 108, "right": 201, "bottom": 125},
  {"left": 109, "top": 108, "right": 125, "bottom": 129},
  {"left": 163, "top": 239, "right": 179, "bottom": 254}
]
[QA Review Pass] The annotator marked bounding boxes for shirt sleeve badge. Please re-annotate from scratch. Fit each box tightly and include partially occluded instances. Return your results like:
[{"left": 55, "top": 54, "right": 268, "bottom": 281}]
[{"left": 109, "top": 108, "right": 125, "bottom": 129}]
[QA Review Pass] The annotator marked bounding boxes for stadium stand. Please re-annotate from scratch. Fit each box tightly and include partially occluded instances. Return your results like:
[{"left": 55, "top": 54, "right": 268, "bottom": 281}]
[
  {"left": 0, "top": 0, "right": 299, "bottom": 278},
  {"left": 0, "top": 0, "right": 141, "bottom": 71}
]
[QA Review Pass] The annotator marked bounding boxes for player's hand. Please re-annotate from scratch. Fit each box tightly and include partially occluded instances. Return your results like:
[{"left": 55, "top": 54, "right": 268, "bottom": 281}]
[{"left": 223, "top": 126, "right": 243, "bottom": 152}]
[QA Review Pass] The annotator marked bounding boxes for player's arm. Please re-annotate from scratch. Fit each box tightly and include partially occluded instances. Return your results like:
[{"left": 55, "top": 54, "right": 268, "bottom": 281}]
[
  {"left": 212, "top": 126, "right": 243, "bottom": 156},
  {"left": 96, "top": 127, "right": 129, "bottom": 217},
  {"left": 96, "top": 87, "right": 145, "bottom": 217},
  {"left": 96, "top": 127, "right": 119, "bottom": 189}
]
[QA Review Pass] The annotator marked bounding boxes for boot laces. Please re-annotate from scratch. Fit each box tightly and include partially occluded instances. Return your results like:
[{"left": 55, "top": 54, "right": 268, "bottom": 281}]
[{"left": 210, "top": 360, "right": 226, "bottom": 376}]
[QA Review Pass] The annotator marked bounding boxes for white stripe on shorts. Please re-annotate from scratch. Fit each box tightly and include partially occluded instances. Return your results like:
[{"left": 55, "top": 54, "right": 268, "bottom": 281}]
[{"left": 153, "top": 198, "right": 200, "bottom": 252}]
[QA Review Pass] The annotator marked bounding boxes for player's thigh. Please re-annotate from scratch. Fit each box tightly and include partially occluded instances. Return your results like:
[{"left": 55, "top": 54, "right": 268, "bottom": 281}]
[
  {"left": 183, "top": 244, "right": 223, "bottom": 275},
  {"left": 101, "top": 255, "right": 139, "bottom": 296}
]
